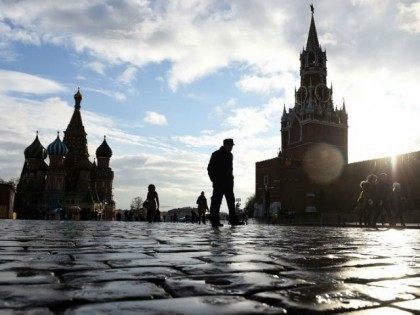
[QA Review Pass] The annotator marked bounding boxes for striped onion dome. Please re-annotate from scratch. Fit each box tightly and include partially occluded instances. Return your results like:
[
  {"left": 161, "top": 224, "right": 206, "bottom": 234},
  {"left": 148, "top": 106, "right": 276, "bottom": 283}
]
[
  {"left": 47, "top": 132, "right": 69, "bottom": 156},
  {"left": 24, "top": 132, "right": 47, "bottom": 159},
  {"left": 96, "top": 136, "right": 112, "bottom": 158}
]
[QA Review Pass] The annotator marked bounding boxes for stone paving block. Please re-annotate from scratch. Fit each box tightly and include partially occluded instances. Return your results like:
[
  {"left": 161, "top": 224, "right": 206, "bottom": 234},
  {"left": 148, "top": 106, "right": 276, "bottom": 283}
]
[
  {"left": 154, "top": 246, "right": 210, "bottom": 253},
  {"left": 180, "top": 262, "right": 284, "bottom": 275},
  {"left": 64, "top": 295, "right": 286, "bottom": 314},
  {"left": 70, "top": 280, "right": 169, "bottom": 302},
  {"left": 282, "top": 264, "right": 420, "bottom": 284},
  {"left": 0, "top": 261, "right": 109, "bottom": 273},
  {"left": 0, "top": 254, "right": 72, "bottom": 263},
  {"left": 61, "top": 266, "right": 184, "bottom": 284},
  {"left": 0, "top": 284, "right": 72, "bottom": 308},
  {"left": 106, "top": 258, "right": 171, "bottom": 268},
  {"left": 340, "top": 306, "right": 414, "bottom": 314},
  {"left": 0, "top": 307, "right": 55, "bottom": 315},
  {"left": 71, "top": 252, "right": 153, "bottom": 262},
  {"left": 251, "top": 283, "right": 380, "bottom": 313},
  {"left": 164, "top": 272, "right": 311, "bottom": 297},
  {"left": 350, "top": 284, "right": 416, "bottom": 302},
  {"left": 0, "top": 271, "right": 58, "bottom": 285},
  {"left": 392, "top": 299, "right": 420, "bottom": 313},
  {"left": 152, "top": 252, "right": 213, "bottom": 266},
  {"left": 198, "top": 253, "right": 280, "bottom": 264},
  {"left": 368, "top": 278, "right": 420, "bottom": 297}
]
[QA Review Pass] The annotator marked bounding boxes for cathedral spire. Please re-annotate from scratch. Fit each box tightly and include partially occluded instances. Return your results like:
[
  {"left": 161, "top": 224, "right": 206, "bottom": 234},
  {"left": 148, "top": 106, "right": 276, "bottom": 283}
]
[
  {"left": 63, "top": 88, "right": 88, "bottom": 157},
  {"left": 74, "top": 87, "right": 82, "bottom": 110},
  {"left": 306, "top": 5, "right": 320, "bottom": 51}
]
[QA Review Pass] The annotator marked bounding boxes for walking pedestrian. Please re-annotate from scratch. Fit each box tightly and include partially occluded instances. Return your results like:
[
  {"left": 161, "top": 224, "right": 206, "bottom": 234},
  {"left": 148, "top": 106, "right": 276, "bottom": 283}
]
[
  {"left": 146, "top": 184, "right": 160, "bottom": 223},
  {"left": 355, "top": 180, "right": 369, "bottom": 227},
  {"left": 196, "top": 191, "right": 209, "bottom": 224},
  {"left": 207, "top": 138, "right": 240, "bottom": 227},
  {"left": 392, "top": 182, "right": 406, "bottom": 227},
  {"left": 371, "top": 173, "right": 394, "bottom": 228},
  {"left": 365, "top": 174, "right": 377, "bottom": 226}
]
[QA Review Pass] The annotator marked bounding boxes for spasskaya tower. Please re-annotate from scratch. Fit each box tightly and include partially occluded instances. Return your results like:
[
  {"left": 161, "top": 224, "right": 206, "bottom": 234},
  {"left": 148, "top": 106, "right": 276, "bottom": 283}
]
[{"left": 281, "top": 5, "right": 348, "bottom": 163}]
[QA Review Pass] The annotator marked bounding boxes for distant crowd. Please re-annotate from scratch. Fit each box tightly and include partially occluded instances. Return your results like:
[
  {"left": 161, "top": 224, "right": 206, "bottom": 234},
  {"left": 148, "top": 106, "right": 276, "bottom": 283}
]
[{"left": 356, "top": 172, "right": 406, "bottom": 228}]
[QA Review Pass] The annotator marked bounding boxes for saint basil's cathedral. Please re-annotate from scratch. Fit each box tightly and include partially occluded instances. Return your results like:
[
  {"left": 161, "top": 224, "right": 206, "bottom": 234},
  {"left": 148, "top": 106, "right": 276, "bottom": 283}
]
[{"left": 14, "top": 89, "right": 115, "bottom": 220}]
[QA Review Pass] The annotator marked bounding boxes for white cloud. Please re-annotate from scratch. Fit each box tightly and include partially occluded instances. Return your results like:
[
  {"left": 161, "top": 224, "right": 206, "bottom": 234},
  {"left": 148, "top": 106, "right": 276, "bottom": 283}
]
[
  {"left": 236, "top": 72, "right": 297, "bottom": 98},
  {"left": 144, "top": 111, "right": 168, "bottom": 125},
  {"left": 85, "top": 61, "right": 106, "bottom": 75},
  {"left": 0, "top": 1, "right": 293, "bottom": 90},
  {"left": 117, "top": 66, "right": 138, "bottom": 85},
  {"left": 84, "top": 86, "right": 127, "bottom": 102},
  {"left": 319, "top": 32, "right": 337, "bottom": 46},
  {"left": 397, "top": 2, "right": 420, "bottom": 34},
  {"left": 0, "top": 69, "right": 65, "bottom": 94}
]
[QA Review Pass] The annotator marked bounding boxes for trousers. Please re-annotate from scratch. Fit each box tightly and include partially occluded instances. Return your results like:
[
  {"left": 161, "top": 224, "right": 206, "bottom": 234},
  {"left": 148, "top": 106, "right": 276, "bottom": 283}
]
[{"left": 210, "top": 181, "right": 236, "bottom": 223}]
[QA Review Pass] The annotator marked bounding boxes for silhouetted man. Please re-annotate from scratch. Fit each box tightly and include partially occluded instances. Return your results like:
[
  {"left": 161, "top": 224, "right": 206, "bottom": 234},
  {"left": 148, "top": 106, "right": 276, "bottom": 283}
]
[
  {"left": 371, "top": 173, "right": 394, "bottom": 228},
  {"left": 196, "top": 191, "right": 209, "bottom": 224},
  {"left": 207, "top": 138, "right": 240, "bottom": 227}
]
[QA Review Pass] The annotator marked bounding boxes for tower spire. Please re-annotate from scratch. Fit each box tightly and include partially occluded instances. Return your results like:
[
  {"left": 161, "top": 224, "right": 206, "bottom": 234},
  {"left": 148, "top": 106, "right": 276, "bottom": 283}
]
[{"left": 306, "top": 5, "right": 320, "bottom": 51}]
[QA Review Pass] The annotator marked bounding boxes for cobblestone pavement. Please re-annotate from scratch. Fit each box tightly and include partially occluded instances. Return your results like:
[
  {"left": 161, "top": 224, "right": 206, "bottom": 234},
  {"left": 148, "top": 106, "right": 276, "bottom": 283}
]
[{"left": 0, "top": 220, "right": 419, "bottom": 314}]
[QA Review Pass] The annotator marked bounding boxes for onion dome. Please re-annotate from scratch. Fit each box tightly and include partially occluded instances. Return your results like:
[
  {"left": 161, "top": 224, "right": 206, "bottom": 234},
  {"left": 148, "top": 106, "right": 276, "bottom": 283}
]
[
  {"left": 96, "top": 136, "right": 112, "bottom": 158},
  {"left": 74, "top": 87, "right": 82, "bottom": 109},
  {"left": 24, "top": 132, "right": 47, "bottom": 159},
  {"left": 47, "top": 132, "right": 69, "bottom": 156}
]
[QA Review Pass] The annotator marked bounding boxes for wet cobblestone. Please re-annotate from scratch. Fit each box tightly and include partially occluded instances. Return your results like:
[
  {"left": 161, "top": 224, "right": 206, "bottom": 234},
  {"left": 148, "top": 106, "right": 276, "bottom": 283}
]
[{"left": 0, "top": 220, "right": 419, "bottom": 314}]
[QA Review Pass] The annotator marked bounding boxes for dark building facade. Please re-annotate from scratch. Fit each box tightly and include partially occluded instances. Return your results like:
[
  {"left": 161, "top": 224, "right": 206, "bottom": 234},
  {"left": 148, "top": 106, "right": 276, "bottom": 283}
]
[
  {"left": 14, "top": 89, "right": 115, "bottom": 220},
  {"left": 255, "top": 9, "right": 420, "bottom": 219},
  {"left": 0, "top": 183, "right": 15, "bottom": 219}
]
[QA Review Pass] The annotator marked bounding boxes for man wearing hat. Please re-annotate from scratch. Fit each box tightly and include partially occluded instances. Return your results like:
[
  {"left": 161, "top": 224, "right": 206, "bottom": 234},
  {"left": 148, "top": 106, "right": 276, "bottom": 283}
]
[{"left": 207, "top": 138, "right": 240, "bottom": 227}]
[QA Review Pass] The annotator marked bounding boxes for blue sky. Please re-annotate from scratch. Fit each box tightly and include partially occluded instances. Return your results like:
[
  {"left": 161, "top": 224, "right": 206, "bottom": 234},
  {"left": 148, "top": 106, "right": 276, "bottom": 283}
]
[{"left": 0, "top": 0, "right": 419, "bottom": 210}]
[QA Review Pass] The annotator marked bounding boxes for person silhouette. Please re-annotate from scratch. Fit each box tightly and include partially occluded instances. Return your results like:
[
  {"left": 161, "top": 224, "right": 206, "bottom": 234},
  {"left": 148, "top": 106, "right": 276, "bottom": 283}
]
[
  {"left": 207, "top": 138, "right": 240, "bottom": 227},
  {"left": 146, "top": 184, "right": 159, "bottom": 223},
  {"left": 196, "top": 191, "right": 209, "bottom": 224}
]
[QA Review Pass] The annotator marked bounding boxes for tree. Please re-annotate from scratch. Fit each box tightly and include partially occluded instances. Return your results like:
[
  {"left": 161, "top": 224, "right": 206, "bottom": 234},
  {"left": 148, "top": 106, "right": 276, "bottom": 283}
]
[
  {"left": 243, "top": 194, "right": 255, "bottom": 218},
  {"left": 130, "top": 196, "right": 144, "bottom": 211},
  {"left": 0, "top": 177, "right": 19, "bottom": 187}
]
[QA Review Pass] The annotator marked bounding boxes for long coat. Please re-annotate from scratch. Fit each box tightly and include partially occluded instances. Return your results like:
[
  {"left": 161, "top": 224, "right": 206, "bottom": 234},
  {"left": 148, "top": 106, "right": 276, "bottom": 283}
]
[{"left": 207, "top": 146, "right": 234, "bottom": 185}]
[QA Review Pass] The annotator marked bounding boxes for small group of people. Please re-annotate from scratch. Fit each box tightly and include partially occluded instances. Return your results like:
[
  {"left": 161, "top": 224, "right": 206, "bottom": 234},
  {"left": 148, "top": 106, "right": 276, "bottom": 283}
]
[
  {"left": 142, "top": 138, "right": 244, "bottom": 228},
  {"left": 355, "top": 172, "right": 406, "bottom": 228}
]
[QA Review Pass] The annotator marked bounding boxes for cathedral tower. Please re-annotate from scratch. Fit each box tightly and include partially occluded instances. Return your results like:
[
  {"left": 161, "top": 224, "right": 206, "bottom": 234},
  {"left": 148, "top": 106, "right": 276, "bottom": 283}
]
[
  {"left": 14, "top": 132, "right": 48, "bottom": 218},
  {"left": 63, "top": 88, "right": 94, "bottom": 192},
  {"left": 95, "top": 136, "right": 115, "bottom": 219},
  {"left": 281, "top": 6, "right": 348, "bottom": 163},
  {"left": 44, "top": 132, "right": 68, "bottom": 210}
]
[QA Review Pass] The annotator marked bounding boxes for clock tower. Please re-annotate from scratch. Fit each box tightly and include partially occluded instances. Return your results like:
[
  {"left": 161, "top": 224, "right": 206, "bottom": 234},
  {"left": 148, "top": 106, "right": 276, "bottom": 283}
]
[{"left": 281, "top": 7, "right": 348, "bottom": 163}]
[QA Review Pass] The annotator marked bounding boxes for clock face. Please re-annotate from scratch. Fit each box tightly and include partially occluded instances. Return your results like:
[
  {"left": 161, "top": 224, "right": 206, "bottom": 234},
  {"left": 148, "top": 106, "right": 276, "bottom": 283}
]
[
  {"left": 315, "top": 84, "right": 330, "bottom": 102},
  {"left": 296, "top": 86, "right": 308, "bottom": 105}
]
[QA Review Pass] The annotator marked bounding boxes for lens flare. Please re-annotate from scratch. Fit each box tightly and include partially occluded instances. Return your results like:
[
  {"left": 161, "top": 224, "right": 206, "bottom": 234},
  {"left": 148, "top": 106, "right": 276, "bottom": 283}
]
[{"left": 303, "top": 143, "right": 344, "bottom": 184}]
